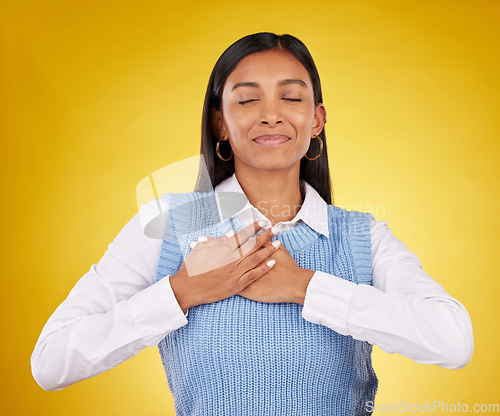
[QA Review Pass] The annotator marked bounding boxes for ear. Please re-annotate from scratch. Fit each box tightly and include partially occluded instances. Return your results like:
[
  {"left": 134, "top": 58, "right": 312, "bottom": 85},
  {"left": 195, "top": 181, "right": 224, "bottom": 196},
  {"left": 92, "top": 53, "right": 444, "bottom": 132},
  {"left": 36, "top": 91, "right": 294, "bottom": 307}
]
[
  {"left": 312, "top": 103, "right": 327, "bottom": 136},
  {"left": 210, "top": 107, "right": 226, "bottom": 138}
]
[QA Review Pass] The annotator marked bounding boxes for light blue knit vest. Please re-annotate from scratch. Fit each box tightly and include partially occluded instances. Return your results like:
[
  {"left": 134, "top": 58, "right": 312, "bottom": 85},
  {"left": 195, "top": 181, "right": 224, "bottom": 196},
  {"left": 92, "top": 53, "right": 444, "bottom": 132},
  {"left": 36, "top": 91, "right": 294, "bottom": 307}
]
[{"left": 155, "top": 190, "right": 378, "bottom": 415}]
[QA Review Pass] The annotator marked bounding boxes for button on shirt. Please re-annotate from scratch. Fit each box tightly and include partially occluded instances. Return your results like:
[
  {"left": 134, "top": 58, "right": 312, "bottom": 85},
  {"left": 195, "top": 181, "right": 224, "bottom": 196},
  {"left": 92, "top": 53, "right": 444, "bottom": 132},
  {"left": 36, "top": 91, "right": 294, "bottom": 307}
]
[{"left": 31, "top": 173, "right": 474, "bottom": 391}]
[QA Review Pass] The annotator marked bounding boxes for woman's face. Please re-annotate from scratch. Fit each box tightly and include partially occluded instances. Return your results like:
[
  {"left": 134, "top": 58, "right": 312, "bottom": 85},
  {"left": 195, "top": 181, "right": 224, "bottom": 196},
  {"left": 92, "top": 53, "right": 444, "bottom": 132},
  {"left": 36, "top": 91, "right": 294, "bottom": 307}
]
[{"left": 214, "top": 49, "right": 326, "bottom": 176}]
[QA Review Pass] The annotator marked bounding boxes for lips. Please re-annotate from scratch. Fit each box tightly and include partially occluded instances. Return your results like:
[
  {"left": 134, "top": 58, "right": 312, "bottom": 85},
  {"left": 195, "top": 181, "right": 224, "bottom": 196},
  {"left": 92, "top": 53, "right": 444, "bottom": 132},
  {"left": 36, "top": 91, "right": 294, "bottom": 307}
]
[{"left": 252, "top": 135, "right": 290, "bottom": 147}]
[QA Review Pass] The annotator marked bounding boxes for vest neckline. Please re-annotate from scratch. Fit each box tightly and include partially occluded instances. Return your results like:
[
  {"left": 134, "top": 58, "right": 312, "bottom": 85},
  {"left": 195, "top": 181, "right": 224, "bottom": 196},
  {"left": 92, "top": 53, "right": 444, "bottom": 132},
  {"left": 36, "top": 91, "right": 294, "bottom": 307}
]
[{"left": 229, "top": 215, "right": 323, "bottom": 254}]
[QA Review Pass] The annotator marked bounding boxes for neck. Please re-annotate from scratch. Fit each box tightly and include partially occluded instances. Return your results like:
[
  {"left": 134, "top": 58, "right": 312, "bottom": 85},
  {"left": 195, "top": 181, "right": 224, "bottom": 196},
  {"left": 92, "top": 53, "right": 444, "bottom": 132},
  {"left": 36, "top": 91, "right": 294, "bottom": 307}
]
[{"left": 234, "top": 165, "right": 304, "bottom": 226}]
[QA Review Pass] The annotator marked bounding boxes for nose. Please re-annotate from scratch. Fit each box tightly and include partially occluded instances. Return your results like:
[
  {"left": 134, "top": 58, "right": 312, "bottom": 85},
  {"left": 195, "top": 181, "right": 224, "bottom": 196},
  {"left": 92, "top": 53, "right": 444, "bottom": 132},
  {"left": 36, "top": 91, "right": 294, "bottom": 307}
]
[{"left": 260, "top": 99, "right": 282, "bottom": 126}]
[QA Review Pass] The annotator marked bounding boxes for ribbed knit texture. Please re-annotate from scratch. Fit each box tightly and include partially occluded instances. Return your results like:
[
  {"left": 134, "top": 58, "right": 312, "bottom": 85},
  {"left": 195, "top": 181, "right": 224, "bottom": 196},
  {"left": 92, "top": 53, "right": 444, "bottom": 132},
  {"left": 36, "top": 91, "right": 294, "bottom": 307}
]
[{"left": 155, "top": 191, "right": 378, "bottom": 415}]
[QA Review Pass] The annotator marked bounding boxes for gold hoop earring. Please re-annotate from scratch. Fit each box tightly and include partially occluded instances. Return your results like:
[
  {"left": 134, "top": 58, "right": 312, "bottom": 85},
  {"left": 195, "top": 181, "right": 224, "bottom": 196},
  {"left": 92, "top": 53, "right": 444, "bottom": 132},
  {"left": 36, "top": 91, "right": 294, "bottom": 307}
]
[
  {"left": 216, "top": 137, "right": 233, "bottom": 161},
  {"left": 304, "top": 135, "right": 323, "bottom": 161}
]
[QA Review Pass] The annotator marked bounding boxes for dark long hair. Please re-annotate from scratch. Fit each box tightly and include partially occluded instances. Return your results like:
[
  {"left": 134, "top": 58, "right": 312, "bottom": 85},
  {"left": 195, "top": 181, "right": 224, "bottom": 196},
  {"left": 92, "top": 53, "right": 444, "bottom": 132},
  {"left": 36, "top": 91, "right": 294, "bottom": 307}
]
[{"left": 195, "top": 32, "right": 333, "bottom": 204}]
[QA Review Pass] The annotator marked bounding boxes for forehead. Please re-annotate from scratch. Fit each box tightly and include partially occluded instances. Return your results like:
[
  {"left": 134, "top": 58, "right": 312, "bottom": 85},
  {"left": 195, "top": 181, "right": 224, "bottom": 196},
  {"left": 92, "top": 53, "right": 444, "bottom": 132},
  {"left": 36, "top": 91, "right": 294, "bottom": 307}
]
[{"left": 225, "top": 49, "right": 311, "bottom": 87}]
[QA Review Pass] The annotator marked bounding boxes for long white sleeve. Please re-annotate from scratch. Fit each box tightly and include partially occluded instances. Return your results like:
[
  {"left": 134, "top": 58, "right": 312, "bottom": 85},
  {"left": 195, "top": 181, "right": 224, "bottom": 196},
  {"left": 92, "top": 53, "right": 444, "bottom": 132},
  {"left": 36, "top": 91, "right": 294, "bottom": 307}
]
[
  {"left": 31, "top": 200, "right": 188, "bottom": 391},
  {"left": 302, "top": 219, "right": 474, "bottom": 369}
]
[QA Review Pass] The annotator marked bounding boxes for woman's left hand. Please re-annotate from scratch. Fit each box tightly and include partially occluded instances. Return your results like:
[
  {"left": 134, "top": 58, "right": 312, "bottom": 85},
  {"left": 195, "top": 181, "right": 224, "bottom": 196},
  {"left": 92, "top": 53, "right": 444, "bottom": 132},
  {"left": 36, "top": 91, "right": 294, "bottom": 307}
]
[{"left": 237, "top": 242, "right": 314, "bottom": 304}]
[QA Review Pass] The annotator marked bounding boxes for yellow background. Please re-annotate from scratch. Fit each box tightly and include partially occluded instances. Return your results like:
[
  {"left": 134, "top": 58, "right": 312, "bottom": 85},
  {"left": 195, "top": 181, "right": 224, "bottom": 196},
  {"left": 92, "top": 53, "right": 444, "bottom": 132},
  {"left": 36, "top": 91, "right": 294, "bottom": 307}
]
[{"left": 1, "top": 0, "right": 499, "bottom": 414}]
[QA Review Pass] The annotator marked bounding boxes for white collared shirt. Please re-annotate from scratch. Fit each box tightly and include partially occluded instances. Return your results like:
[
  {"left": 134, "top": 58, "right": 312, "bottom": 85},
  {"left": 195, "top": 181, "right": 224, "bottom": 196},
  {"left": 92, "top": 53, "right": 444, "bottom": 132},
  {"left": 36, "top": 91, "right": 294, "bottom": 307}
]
[
  {"left": 214, "top": 174, "right": 330, "bottom": 237},
  {"left": 31, "top": 174, "right": 474, "bottom": 391}
]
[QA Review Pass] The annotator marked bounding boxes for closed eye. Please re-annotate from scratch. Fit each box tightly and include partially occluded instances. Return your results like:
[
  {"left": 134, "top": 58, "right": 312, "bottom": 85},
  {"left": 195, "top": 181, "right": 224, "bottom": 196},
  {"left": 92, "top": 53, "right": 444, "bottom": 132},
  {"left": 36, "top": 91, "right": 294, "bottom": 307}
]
[
  {"left": 238, "top": 98, "right": 302, "bottom": 104},
  {"left": 238, "top": 99, "right": 259, "bottom": 105}
]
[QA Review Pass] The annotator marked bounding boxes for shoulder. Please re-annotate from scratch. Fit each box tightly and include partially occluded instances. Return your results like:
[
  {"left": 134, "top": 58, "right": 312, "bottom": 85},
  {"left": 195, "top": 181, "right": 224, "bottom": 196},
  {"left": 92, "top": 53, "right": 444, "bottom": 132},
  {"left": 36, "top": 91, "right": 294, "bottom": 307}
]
[
  {"left": 160, "top": 190, "right": 215, "bottom": 207},
  {"left": 138, "top": 191, "right": 216, "bottom": 239},
  {"left": 139, "top": 191, "right": 212, "bottom": 223},
  {"left": 324, "top": 205, "right": 375, "bottom": 245},
  {"left": 324, "top": 205, "right": 401, "bottom": 251},
  {"left": 327, "top": 204, "right": 375, "bottom": 223}
]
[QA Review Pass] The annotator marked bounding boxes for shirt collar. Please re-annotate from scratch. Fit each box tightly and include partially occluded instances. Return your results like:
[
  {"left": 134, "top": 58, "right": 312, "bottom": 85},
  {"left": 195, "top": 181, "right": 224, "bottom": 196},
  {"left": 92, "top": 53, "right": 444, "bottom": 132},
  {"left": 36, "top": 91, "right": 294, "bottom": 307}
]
[{"left": 214, "top": 173, "right": 329, "bottom": 238}]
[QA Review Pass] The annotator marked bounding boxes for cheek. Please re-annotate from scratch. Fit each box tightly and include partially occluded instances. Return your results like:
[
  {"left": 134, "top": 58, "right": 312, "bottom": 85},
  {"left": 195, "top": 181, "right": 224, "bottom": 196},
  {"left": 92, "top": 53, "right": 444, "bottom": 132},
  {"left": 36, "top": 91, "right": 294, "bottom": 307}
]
[
  {"left": 224, "top": 110, "right": 255, "bottom": 138},
  {"left": 284, "top": 108, "right": 315, "bottom": 132}
]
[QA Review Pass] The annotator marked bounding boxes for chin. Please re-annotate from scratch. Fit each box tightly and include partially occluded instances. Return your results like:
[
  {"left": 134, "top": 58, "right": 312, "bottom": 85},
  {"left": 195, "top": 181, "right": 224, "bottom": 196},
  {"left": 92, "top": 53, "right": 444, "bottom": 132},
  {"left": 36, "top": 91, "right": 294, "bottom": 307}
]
[{"left": 243, "top": 157, "right": 301, "bottom": 173}]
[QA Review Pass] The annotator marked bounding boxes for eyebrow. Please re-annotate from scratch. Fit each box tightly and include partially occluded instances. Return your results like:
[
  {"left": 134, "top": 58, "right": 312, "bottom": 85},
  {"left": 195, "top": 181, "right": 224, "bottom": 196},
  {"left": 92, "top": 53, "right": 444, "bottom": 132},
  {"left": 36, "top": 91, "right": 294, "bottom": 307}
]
[{"left": 231, "top": 79, "right": 307, "bottom": 91}]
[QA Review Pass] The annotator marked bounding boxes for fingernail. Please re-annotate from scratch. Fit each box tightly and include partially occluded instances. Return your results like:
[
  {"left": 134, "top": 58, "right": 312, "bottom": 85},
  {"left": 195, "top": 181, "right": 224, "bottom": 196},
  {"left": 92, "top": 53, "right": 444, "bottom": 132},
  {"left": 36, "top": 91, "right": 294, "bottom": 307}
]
[
  {"left": 198, "top": 236, "right": 208, "bottom": 242},
  {"left": 271, "top": 224, "right": 280, "bottom": 234},
  {"left": 267, "top": 259, "right": 276, "bottom": 268},
  {"left": 272, "top": 241, "right": 281, "bottom": 248},
  {"left": 189, "top": 241, "right": 198, "bottom": 249},
  {"left": 258, "top": 219, "right": 267, "bottom": 227},
  {"left": 225, "top": 230, "right": 235, "bottom": 238}
]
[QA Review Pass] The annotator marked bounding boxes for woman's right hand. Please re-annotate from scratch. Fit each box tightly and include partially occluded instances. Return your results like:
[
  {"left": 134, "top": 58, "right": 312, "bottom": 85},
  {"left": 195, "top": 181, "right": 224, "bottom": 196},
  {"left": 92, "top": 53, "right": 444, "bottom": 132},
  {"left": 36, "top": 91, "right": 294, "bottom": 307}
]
[{"left": 169, "top": 221, "right": 279, "bottom": 313}]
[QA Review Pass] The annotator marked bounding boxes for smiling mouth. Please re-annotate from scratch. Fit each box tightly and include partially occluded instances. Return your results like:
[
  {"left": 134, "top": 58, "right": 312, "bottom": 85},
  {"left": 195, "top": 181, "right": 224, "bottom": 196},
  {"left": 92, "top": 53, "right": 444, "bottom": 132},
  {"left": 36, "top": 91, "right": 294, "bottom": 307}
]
[{"left": 252, "top": 135, "right": 291, "bottom": 147}]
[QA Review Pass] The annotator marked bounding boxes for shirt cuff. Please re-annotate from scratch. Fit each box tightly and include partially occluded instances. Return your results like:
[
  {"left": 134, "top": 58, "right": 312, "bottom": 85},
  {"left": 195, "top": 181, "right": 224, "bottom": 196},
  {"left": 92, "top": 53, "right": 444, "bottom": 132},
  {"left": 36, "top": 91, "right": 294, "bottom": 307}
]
[
  {"left": 127, "top": 276, "right": 188, "bottom": 346},
  {"left": 301, "top": 271, "right": 357, "bottom": 336}
]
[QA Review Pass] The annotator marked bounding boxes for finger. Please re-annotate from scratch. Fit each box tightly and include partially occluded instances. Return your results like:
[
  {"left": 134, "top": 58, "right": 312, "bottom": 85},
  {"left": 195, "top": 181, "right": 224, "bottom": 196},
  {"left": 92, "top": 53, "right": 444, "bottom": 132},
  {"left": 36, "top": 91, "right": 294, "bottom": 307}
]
[
  {"left": 224, "top": 229, "right": 236, "bottom": 239},
  {"left": 189, "top": 235, "right": 215, "bottom": 249},
  {"left": 238, "top": 239, "right": 279, "bottom": 270},
  {"left": 238, "top": 257, "right": 276, "bottom": 288},
  {"left": 231, "top": 220, "right": 266, "bottom": 249},
  {"left": 238, "top": 227, "right": 276, "bottom": 258},
  {"left": 198, "top": 224, "right": 257, "bottom": 258}
]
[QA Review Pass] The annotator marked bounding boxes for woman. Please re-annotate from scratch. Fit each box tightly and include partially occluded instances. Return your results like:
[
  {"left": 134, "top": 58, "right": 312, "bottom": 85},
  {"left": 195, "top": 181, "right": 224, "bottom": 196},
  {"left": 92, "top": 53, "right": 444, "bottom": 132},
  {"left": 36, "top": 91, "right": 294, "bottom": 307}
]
[{"left": 31, "top": 33, "right": 473, "bottom": 415}]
